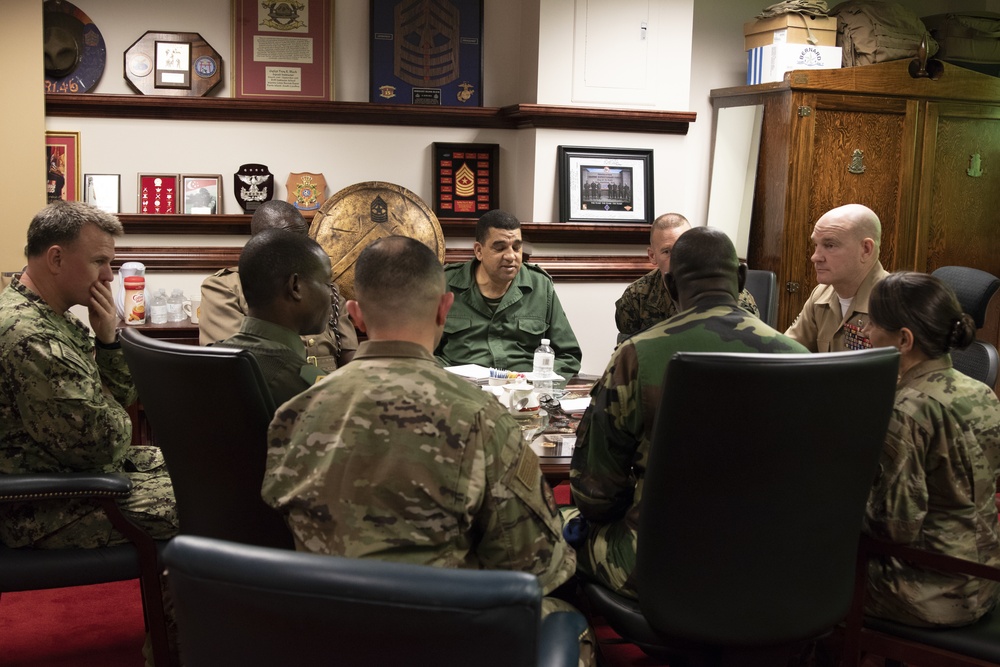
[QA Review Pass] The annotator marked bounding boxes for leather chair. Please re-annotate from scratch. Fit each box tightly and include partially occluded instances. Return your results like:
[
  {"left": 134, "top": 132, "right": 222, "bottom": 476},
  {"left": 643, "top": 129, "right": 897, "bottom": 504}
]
[
  {"left": 931, "top": 266, "right": 1000, "bottom": 387},
  {"left": 745, "top": 268, "right": 779, "bottom": 328},
  {"left": 580, "top": 348, "right": 899, "bottom": 666},
  {"left": 841, "top": 535, "right": 1000, "bottom": 667},
  {"left": 0, "top": 472, "right": 172, "bottom": 667},
  {"left": 119, "top": 327, "right": 293, "bottom": 549},
  {"left": 163, "top": 534, "right": 587, "bottom": 667}
]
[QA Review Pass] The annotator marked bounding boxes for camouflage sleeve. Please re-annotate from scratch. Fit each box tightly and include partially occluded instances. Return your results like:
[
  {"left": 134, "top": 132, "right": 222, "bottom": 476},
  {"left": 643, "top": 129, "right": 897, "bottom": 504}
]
[
  {"left": 614, "top": 287, "right": 641, "bottom": 340},
  {"left": 10, "top": 335, "right": 132, "bottom": 469},
  {"left": 199, "top": 273, "right": 245, "bottom": 346},
  {"left": 570, "top": 345, "right": 643, "bottom": 522},
  {"left": 476, "top": 408, "right": 576, "bottom": 595},
  {"left": 738, "top": 288, "right": 760, "bottom": 318},
  {"left": 864, "top": 409, "right": 927, "bottom": 543},
  {"left": 96, "top": 346, "right": 138, "bottom": 408}
]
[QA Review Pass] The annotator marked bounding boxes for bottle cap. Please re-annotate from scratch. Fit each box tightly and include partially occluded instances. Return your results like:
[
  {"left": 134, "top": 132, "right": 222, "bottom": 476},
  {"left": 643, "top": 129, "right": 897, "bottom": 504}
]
[
  {"left": 541, "top": 338, "right": 550, "bottom": 345},
  {"left": 124, "top": 276, "right": 145, "bottom": 287}
]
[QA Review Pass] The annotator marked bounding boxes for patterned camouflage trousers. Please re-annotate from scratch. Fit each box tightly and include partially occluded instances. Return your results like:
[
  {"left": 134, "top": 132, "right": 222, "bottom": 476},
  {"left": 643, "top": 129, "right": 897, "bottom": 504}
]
[{"left": 560, "top": 506, "right": 638, "bottom": 600}]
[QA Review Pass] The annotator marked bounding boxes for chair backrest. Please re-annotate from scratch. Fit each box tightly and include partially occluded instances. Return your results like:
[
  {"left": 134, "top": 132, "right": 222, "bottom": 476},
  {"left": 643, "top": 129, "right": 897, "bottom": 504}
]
[
  {"left": 636, "top": 348, "right": 899, "bottom": 646},
  {"left": 163, "top": 535, "right": 557, "bottom": 667},
  {"left": 120, "top": 328, "right": 292, "bottom": 549},
  {"left": 745, "top": 269, "right": 779, "bottom": 328},
  {"left": 951, "top": 340, "right": 1000, "bottom": 387},
  {"left": 931, "top": 266, "right": 1000, "bottom": 328}
]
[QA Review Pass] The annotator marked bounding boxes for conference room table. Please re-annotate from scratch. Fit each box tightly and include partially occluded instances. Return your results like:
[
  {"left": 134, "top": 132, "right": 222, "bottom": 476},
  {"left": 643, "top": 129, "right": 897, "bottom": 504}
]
[{"left": 524, "top": 374, "right": 598, "bottom": 485}]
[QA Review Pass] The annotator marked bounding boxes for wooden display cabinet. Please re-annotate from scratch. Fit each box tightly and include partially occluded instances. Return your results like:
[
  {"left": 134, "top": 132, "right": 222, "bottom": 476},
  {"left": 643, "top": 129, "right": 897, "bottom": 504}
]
[{"left": 711, "top": 60, "right": 1000, "bottom": 333}]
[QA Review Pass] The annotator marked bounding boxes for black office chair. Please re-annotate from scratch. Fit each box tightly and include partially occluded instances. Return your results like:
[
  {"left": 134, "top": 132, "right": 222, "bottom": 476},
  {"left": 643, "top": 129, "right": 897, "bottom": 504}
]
[
  {"left": 0, "top": 472, "right": 172, "bottom": 667},
  {"left": 745, "top": 268, "right": 778, "bottom": 328},
  {"left": 842, "top": 535, "right": 1000, "bottom": 667},
  {"left": 163, "top": 534, "right": 587, "bottom": 667},
  {"left": 581, "top": 348, "right": 899, "bottom": 666},
  {"left": 119, "top": 327, "right": 293, "bottom": 549},
  {"left": 931, "top": 266, "right": 1000, "bottom": 387}
]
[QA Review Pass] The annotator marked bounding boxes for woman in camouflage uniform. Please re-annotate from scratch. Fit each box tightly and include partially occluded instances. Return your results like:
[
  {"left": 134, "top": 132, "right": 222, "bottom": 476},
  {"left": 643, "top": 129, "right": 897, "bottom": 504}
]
[{"left": 863, "top": 271, "right": 1000, "bottom": 626}]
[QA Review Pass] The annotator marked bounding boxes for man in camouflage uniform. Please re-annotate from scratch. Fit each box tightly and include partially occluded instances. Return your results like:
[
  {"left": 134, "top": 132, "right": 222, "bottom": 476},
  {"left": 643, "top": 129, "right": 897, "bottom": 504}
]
[
  {"left": 0, "top": 201, "right": 177, "bottom": 549},
  {"left": 435, "top": 209, "right": 582, "bottom": 377},
  {"left": 614, "top": 212, "right": 759, "bottom": 344},
  {"left": 200, "top": 199, "right": 357, "bottom": 371},
  {"left": 785, "top": 203, "right": 889, "bottom": 352},
  {"left": 216, "top": 230, "right": 331, "bottom": 406},
  {"left": 263, "top": 236, "right": 593, "bottom": 665},
  {"left": 570, "top": 227, "right": 808, "bottom": 599}
]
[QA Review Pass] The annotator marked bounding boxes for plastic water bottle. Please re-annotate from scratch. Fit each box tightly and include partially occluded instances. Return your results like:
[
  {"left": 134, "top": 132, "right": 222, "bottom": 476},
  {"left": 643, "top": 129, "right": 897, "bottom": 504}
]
[
  {"left": 532, "top": 338, "right": 555, "bottom": 395},
  {"left": 167, "top": 289, "right": 185, "bottom": 322},
  {"left": 149, "top": 289, "right": 168, "bottom": 324}
]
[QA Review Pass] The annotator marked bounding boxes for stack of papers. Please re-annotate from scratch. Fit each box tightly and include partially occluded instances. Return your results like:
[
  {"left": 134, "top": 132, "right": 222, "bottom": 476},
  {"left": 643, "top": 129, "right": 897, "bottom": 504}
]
[{"left": 559, "top": 397, "right": 591, "bottom": 414}]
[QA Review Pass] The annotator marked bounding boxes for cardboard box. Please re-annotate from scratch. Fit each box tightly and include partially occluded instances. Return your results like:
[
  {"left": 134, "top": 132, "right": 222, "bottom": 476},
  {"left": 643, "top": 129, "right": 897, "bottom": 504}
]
[
  {"left": 746, "top": 44, "right": 843, "bottom": 85},
  {"left": 744, "top": 14, "right": 838, "bottom": 51}
]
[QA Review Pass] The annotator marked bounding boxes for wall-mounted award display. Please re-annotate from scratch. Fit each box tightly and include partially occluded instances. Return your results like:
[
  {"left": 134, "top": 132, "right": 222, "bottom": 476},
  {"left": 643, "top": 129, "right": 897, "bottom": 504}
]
[
  {"left": 370, "top": 0, "right": 483, "bottom": 106},
  {"left": 432, "top": 142, "right": 498, "bottom": 219},
  {"left": 233, "top": 0, "right": 335, "bottom": 101},
  {"left": 138, "top": 174, "right": 179, "bottom": 214},
  {"left": 124, "top": 31, "right": 222, "bottom": 96},
  {"left": 43, "top": 0, "right": 106, "bottom": 94},
  {"left": 45, "top": 131, "right": 80, "bottom": 203},
  {"left": 234, "top": 164, "right": 274, "bottom": 213},
  {"left": 286, "top": 172, "right": 328, "bottom": 219}
]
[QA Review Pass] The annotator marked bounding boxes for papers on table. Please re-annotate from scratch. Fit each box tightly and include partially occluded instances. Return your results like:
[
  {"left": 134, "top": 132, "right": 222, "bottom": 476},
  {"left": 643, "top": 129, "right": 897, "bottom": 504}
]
[
  {"left": 444, "top": 364, "right": 493, "bottom": 380},
  {"left": 559, "top": 397, "right": 591, "bottom": 414}
]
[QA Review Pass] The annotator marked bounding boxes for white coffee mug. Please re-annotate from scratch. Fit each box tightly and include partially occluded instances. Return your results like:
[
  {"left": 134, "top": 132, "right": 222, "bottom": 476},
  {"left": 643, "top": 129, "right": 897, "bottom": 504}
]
[{"left": 183, "top": 298, "right": 201, "bottom": 325}]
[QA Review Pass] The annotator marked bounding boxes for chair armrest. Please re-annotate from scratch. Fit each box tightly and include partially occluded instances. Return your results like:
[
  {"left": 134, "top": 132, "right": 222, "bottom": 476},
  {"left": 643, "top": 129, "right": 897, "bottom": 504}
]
[
  {"left": 862, "top": 534, "right": 1000, "bottom": 583},
  {"left": 0, "top": 472, "right": 132, "bottom": 503},
  {"left": 537, "top": 610, "right": 588, "bottom": 667}
]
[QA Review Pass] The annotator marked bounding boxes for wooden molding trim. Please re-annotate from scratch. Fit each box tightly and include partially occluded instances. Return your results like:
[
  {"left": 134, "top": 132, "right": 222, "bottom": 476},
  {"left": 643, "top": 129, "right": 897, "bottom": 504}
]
[
  {"left": 114, "top": 246, "right": 651, "bottom": 282},
  {"left": 118, "top": 214, "right": 650, "bottom": 244},
  {"left": 46, "top": 94, "right": 695, "bottom": 134}
]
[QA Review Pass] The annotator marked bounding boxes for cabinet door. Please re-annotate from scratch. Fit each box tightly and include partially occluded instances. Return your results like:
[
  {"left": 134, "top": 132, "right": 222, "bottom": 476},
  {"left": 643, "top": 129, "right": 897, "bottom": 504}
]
[
  {"left": 779, "top": 94, "right": 920, "bottom": 329},
  {"left": 918, "top": 102, "right": 1000, "bottom": 277}
]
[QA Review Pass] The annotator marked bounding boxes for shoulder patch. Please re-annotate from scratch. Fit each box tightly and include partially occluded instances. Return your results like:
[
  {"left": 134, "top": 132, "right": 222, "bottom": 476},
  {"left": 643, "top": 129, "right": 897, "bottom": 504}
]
[{"left": 515, "top": 445, "right": 541, "bottom": 489}]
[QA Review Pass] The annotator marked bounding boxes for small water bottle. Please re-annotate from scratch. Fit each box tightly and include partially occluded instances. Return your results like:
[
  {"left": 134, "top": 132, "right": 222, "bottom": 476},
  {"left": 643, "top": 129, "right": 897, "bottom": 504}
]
[
  {"left": 167, "top": 289, "right": 185, "bottom": 322},
  {"left": 149, "top": 289, "right": 168, "bottom": 324},
  {"left": 532, "top": 338, "right": 555, "bottom": 395}
]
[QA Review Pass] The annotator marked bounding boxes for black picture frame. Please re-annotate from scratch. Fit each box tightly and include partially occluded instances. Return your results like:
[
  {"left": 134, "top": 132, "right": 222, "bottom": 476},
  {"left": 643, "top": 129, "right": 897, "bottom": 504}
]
[
  {"left": 557, "top": 146, "right": 654, "bottom": 224},
  {"left": 432, "top": 142, "right": 499, "bottom": 219},
  {"left": 369, "top": 0, "right": 484, "bottom": 106}
]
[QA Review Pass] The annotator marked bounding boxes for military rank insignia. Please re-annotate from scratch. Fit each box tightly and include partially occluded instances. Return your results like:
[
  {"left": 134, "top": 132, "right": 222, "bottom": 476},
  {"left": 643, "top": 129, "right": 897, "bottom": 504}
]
[{"left": 843, "top": 320, "right": 872, "bottom": 351}]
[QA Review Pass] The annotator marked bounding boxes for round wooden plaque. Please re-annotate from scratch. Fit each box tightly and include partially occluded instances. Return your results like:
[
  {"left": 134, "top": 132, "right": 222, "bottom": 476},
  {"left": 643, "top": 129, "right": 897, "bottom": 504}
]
[{"left": 309, "top": 181, "right": 445, "bottom": 301}]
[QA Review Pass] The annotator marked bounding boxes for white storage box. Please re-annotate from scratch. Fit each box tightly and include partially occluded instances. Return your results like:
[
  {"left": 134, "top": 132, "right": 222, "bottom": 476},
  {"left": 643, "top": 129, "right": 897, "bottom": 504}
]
[{"left": 747, "top": 44, "right": 843, "bottom": 85}]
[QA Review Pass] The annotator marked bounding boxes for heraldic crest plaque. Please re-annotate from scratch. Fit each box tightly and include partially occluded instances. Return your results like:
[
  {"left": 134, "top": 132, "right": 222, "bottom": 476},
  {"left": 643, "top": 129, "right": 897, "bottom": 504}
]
[
  {"left": 309, "top": 181, "right": 445, "bottom": 300},
  {"left": 234, "top": 163, "right": 275, "bottom": 213}
]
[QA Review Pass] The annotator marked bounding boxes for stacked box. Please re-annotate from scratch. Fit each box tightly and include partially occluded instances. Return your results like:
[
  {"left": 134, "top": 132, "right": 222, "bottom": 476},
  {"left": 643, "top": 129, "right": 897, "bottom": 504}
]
[
  {"left": 747, "top": 44, "right": 844, "bottom": 85},
  {"left": 744, "top": 14, "right": 839, "bottom": 50}
]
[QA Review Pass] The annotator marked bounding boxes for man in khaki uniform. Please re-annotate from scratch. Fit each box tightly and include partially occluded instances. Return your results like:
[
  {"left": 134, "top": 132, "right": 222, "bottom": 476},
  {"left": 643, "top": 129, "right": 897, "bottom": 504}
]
[
  {"left": 200, "top": 200, "right": 357, "bottom": 371},
  {"left": 785, "top": 203, "right": 889, "bottom": 352}
]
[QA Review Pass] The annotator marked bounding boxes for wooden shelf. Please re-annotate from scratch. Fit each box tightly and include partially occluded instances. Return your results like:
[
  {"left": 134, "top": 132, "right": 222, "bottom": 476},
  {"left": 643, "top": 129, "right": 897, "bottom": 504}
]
[
  {"left": 117, "top": 214, "right": 649, "bottom": 244},
  {"left": 46, "top": 94, "right": 695, "bottom": 134},
  {"left": 114, "top": 245, "right": 651, "bottom": 282}
]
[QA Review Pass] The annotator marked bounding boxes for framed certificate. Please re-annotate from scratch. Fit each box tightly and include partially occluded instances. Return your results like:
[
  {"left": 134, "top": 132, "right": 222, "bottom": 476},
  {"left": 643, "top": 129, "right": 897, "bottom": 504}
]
[
  {"left": 232, "top": 0, "right": 335, "bottom": 101},
  {"left": 45, "top": 131, "right": 81, "bottom": 203},
  {"left": 432, "top": 142, "right": 498, "bottom": 219},
  {"left": 370, "top": 0, "right": 483, "bottom": 106},
  {"left": 557, "top": 146, "right": 654, "bottom": 224}
]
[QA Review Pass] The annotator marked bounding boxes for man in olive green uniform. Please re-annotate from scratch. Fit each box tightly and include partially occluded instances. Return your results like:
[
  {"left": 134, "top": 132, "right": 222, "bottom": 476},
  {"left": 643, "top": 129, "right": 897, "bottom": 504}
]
[
  {"left": 263, "top": 236, "right": 593, "bottom": 665},
  {"left": 785, "top": 203, "right": 888, "bottom": 352},
  {"left": 215, "top": 230, "right": 333, "bottom": 406},
  {"left": 615, "top": 212, "right": 759, "bottom": 344},
  {"left": 435, "top": 209, "right": 582, "bottom": 377},
  {"left": 0, "top": 201, "right": 177, "bottom": 549},
  {"left": 200, "top": 199, "right": 357, "bottom": 371},
  {"left": 570, "top": 227, "right": 808, "bottom": 599}
]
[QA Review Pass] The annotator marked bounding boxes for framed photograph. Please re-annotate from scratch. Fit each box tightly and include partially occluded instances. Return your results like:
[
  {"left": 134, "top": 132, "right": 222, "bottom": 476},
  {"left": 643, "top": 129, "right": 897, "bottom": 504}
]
[
  {"left": 432, "top": 143, "right": 499, "bottom": 219},
  {"left": 557, "top": 146, "right": 654, "bottom": 224},
  {"left": 370, "top": 0, "right": 483, "bottom": 106},
  {"left": 181, "top": 174, "right": 222, "bottom": 214},
  {"left": 137, "top": 174, "right": 179, "bottom": 214},
  {"left": 124, "top": 31, "right": 222, "bottom": 97},
  {"left": 45, "top": 131, "right": 80, "bottom": 203},
  {"left": 83, "top": 174, "right": 121, "bottom": 213},
  {"left": 232, "top": 0, "right": 335, "bottom": 101}
]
